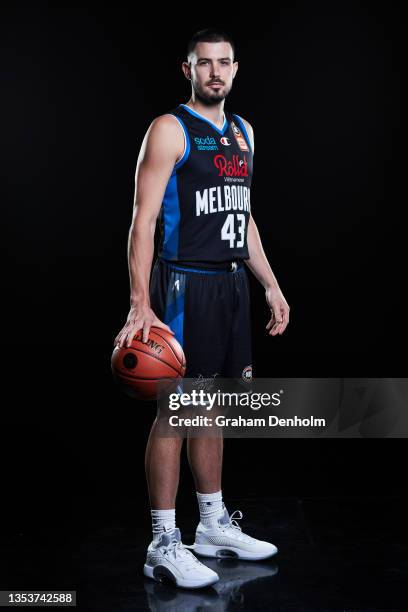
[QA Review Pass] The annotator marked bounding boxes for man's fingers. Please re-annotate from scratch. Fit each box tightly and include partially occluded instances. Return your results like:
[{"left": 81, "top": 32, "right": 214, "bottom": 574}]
[
  {"left": 142, "top": 323, "right": 151, "bottom": 343},
  {"left": 274, "top": 310, "right": 284, "bottom": 335},
  {"left": 266, "top": 307, "right": 274, "bottom": 329},
  {"left": 117, "top": 330, "right": 128, "bottom": 348},
  {"left": 278, "top": 309, "right": 289, "bottom": 334},
  {"left": 279, "top": 312, "right": 289, "bottom": 334},
  {"left": 115, "top": 326, "right": 128, "bottom": 346},
  {"left": 125, "top": 322, "right": 142, "bottom": 347},
  {"left": 266, "top": 316, "right": 274, "bottom": 330},
  {"left": 115, "top": 321, "right": 131, "bottom": 347},
  {"left": 269, "top": 308, "right": 284, "bottom": 335},
  {"left": 266, "top": 301, "right": 290, "bottom": 337}
]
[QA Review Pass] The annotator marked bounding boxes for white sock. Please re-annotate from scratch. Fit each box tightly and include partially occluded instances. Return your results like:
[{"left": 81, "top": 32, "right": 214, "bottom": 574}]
[
  {"left": 196, "top": 490, "right": 225, "bottom": 526},
  {"left": 151, "top": 508, "right": 176, "bottom": 542}
]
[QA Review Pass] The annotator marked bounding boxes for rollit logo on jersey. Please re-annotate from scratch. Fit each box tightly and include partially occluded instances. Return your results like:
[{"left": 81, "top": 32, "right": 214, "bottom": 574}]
[
  {"left": 194, "top": 136, "right": 218, "bottom": 151},
  {"left": 214, "top": 154, "right": 248, "bottom": 177},
  {"left": 195, "top": 185, "right": 251, "bottom": 216},
  {"left": 231, "top": 121, "right": 249, "bottom": 152},
  {"left": 220, "top": 137, "right": 231, "bottom": 146}
]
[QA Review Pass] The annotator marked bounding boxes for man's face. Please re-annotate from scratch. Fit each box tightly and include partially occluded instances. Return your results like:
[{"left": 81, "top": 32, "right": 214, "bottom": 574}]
[{"left": 184, "top": 41, "right": 238, "bottom": 105}]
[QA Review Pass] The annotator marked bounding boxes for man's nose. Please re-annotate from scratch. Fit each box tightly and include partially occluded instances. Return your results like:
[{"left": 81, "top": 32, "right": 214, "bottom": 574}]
[{"left": 210, "top": 64, "right": 220, "bottom": 78}]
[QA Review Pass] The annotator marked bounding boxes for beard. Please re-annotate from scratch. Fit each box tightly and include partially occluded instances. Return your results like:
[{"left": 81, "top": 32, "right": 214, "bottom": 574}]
[{"left": 192, "top": 79, "right": 231, "bottom": 106}]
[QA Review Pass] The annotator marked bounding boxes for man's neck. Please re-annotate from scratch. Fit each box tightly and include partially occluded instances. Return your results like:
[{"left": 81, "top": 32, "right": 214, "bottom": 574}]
[{"left": 184, "top": 100, "right": 225, "bottom": 128}]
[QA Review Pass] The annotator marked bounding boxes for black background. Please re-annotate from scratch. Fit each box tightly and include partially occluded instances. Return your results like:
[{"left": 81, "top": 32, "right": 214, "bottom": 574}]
[{"left": 1, "top": 0, "right": 406, "bottom": 599}]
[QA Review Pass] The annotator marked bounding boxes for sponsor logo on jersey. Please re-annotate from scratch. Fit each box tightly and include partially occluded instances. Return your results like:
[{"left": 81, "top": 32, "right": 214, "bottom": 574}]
[
  {"left": 231, "top": 121, "right": 249, "bottom": 152},
  {"left": 194, "top": 135, "right": 218, "bottom": 151},
  {"left": 242, "top": 365, "right": 252, "bottom": 381},
  {"left": 220, "top": 137, "right": 231, "bottom": 146},
  {"left": 213, "top": 154, "right": 248, "bottom": 177}
]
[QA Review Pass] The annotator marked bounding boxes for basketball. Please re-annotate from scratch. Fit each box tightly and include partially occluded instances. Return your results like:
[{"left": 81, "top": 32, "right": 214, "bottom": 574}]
[{"left": 111, "top": 326, "right": 186, "bottom": 401}]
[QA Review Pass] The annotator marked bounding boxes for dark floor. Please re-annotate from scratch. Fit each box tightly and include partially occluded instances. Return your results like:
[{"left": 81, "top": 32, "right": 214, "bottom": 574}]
[{"left": 1, "top": 496, "right": 407, "bottom": 611}]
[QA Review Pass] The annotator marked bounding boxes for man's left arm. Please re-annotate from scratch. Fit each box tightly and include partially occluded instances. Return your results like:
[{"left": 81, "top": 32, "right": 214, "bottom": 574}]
[{"left": 241, "top": 118, "right": 290, "bottom": 336}]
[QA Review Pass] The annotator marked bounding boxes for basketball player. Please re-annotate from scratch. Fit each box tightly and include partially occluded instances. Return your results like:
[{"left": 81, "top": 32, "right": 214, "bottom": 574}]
[{"left": 114, "top": 29, "right": 290, "bottom": 589}]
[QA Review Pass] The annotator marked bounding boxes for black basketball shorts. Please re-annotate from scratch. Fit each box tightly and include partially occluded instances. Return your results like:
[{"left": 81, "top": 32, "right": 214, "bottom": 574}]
[{"left": 149, "top": 257, "right": 253, "bottom": 383}]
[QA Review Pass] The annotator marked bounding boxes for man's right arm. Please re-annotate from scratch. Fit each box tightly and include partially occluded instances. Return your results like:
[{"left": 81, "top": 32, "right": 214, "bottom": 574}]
[{"left": 114, "top": 114, "right": 185, "bottom": 347}]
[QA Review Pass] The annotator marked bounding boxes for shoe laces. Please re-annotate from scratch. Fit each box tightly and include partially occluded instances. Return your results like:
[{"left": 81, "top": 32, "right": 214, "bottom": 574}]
[
  {"left": 229, "top": 509, "right": 243, "bottom": 529},
  {"left": 223, "top": 510, "right": 255, "bottom": 543},
  {"left": 161, "top": 538, "right": 206, "bottom": 571}
]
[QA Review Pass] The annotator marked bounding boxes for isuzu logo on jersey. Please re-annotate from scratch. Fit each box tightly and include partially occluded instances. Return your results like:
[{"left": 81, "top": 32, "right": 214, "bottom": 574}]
[
  {"left": 194, "top": 135, "right": 218, "bottom": 151},
  {"left": 220, "top": 137, "right": 231, "bottom": 146},
  {"left": 214, "top": 154, "right": 248, "bottom": 177},
  {"left": 231, "top": 121, "right": 249, "bottom": 152}
]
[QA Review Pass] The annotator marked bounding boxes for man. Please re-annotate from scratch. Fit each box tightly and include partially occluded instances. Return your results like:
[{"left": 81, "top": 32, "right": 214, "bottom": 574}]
[{"left": 114, "top": 28, "right": 290, "bottom": 589}]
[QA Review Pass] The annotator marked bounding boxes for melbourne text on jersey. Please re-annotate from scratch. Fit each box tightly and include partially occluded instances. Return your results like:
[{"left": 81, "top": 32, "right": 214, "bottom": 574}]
[{"left": 196, "top": 185, "right": 251, "bottom": 216}]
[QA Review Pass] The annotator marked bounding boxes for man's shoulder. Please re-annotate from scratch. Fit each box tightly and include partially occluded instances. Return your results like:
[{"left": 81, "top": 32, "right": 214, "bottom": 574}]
[
  {"left": 142, "top": 112, "right": 185, "bottom": 161},
  {"left": 151, "top": 111, "right": 183, "bottom": 128},
  {"left": 146, "top": 112, "right": 185, "bottom": 142}
]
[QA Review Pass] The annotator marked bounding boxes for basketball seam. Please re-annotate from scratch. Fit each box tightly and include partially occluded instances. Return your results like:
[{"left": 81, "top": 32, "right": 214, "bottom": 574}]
[
  {"left": 150, "top": 327, "right": 185, "bottom": 368},
  {"left": 117, "top": 374, "right": 178, "bottom": 382}
]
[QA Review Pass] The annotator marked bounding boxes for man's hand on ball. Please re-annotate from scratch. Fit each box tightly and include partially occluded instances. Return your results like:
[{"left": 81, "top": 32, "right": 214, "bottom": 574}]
[{"left": 114, "top": 304, "right": 175, "bottom": 348}]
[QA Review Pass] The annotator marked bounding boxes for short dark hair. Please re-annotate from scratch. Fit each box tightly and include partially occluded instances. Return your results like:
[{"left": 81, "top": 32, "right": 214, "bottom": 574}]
[{"left": 187, "top": 28, "right": 235, "bottom": 61}]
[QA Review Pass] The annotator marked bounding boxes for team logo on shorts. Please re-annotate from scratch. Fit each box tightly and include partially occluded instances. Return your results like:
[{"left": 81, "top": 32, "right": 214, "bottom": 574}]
[
  {"left": 242, "top": 365, "right": 252, "bottom": 382},
  {"left": 220, "top": 137, "right": 231, "bottom": 146}
]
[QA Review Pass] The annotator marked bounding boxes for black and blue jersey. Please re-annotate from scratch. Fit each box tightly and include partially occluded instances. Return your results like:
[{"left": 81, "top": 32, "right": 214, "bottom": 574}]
[{"left": 157, "top": 103, "right": 254, "bottom": 263}]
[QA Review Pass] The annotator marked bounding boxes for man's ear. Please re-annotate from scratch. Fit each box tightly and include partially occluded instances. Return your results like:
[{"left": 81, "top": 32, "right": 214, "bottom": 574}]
[
  {"left": 181, "top": 61, "right": 191, "bottom": 80},
  {"left": 233, "top": 61, "right": 239, "bottom": 78}
]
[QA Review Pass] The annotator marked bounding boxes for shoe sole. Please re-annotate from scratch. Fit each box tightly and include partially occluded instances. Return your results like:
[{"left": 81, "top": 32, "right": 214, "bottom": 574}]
[
  {"left": 143, "top": 563, "right": 219, "bottom": 589},
  {"left": 189, "top": 543, "right": 278, "bottom": 561}
]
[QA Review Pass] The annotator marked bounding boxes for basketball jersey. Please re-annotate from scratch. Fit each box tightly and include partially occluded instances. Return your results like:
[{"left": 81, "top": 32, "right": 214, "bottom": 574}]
[{"left": 157, "top": 103, "right": 253, "bottom": 262}]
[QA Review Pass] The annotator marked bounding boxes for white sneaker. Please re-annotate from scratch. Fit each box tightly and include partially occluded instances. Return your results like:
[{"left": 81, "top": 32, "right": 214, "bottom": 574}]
[
  {"left": 189, "top": 507, "right": 278, "bottom": 561},
  {"left": 143, "top": 527, "right": 219, "bottom": 589}
]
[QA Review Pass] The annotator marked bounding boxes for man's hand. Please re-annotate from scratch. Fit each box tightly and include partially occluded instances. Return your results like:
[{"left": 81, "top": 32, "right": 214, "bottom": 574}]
[
  {"left": 114, "top": 304, "right": 175, "bottom": 348},
  {"left": 265, "top": 286, "right": 290, "bottom": 336}
]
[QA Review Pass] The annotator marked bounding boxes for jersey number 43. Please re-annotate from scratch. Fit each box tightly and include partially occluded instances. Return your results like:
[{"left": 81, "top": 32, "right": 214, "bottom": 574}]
[{"left": 221, "top": 213, "right": 246, "bottom": 248}]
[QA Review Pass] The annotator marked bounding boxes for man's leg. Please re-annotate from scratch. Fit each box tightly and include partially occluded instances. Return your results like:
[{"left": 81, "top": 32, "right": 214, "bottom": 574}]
[
  {"left": 145, "top": 417, "right": 183, "bottom": 509},
  {"left": 188, "top": 266, "right": 277, "bottom": 560},
  {"left": 143, "top": 260, "right": 219, "bottom": 587},
  {"left": 186, "top": 436, "right": 223, "bottom": 494},
  {"left": 144, "top": 417, "right": 219, "bottom": 588},
  {"left": 146, "top": 259, "right": 185, "bottom": 511},
  {"left": 181, "top": 268, "right": 232, "bottom": 528}
]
